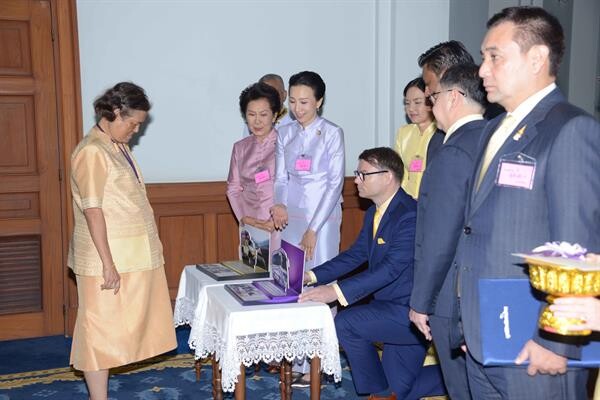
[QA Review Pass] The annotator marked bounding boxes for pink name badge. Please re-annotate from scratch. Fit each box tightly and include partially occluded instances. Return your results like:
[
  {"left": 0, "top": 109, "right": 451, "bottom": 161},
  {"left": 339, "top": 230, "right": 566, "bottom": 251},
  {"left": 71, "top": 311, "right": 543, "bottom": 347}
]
[
  {"left": 254, "top": 169, "right": 270, "bottom": 184},
  {"left": 409, "top": 158, "right": 423, "bottom": 172},
  {"left": 295, "top": 158, "right": 312, "bottom": 171},
  {"left": 496, "top": 161, "right": 535, "bottom": 190}
]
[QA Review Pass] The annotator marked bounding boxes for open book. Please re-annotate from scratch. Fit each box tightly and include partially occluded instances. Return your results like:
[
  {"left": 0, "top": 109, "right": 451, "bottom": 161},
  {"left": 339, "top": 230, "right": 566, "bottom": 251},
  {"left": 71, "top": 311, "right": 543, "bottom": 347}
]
[
  {"left": 196, "top": 225, "right": 271, "bottom": 281},
  {"left": 225, "top": 240, "right": 305, "bottom": 305}
]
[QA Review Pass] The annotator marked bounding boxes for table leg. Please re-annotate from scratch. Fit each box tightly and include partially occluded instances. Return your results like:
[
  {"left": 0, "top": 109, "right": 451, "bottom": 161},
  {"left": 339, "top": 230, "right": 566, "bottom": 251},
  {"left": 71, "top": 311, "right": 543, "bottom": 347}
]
[
  {"left": 211, "top": 357, "right": 223, "bottom": 400},
  {"left": 279, "top": 361, "right": 286, "bottom": 399},
  {"left": 195, "top": 358, "right": 202, "bottom": 381},
  {"left": 310, "top": 356, "right": 321, "bottom": 400},
  {"left": 278, "top": 359, "right": 292, "bottom": 400},
  {"left": 234, "top": 364, "right": 246, "bottom": 400}
]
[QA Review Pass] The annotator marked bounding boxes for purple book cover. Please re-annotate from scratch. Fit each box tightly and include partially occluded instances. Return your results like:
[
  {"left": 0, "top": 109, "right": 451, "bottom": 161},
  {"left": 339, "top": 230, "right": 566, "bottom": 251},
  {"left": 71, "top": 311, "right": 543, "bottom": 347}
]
[{"left": 280, "top": 240, "right": 305, "bottom": 295}]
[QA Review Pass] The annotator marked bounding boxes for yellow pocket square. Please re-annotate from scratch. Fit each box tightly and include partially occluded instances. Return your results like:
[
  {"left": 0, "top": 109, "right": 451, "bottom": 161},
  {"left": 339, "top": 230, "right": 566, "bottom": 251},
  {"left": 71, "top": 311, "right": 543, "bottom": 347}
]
[{"left": 377, "top": 238, "right": 386, "bottom": 245}]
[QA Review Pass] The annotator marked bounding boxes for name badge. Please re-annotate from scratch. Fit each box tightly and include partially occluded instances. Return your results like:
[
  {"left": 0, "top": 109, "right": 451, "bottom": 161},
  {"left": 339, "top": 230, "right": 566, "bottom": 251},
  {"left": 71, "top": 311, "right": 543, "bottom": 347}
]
[
  {"left": 496, "top": 152, "right": 536, "bottom": 190},
  {"left": 409, "top": 157, "right": 423, "bottom": 172},
  {"left": 295, "top": 157, "right": 312, "bottom": 172},
  {"left": 254, "top": 169, "right": 270, "bottom": 184}
]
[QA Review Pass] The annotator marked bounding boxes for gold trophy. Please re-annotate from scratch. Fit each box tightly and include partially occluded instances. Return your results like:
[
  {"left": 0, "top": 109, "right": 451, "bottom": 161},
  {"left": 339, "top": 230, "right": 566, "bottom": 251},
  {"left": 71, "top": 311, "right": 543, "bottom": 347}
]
[{"left": 520, "top": 243, "right": 600, "bottom": 336}]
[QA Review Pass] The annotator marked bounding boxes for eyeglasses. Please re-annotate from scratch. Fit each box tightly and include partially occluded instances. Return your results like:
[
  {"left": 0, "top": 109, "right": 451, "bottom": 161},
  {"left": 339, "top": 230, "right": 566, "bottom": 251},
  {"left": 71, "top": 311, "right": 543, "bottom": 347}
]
[
  {"left": 428, "top": 88, "right": 466, "bottom": 104},
  {"left": 354, "top": 170, "right": 389, "bottom": 181}
]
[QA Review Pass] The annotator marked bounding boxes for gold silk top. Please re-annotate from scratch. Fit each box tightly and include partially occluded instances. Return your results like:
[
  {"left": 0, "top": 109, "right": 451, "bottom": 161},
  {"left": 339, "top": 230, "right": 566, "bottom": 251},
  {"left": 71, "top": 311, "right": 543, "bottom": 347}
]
[
  {"left": 394, "top": 121, "right": 437, "bottom": 199},
  {"left": 67, "top": 127, "right": 164, "bottom": 276}
]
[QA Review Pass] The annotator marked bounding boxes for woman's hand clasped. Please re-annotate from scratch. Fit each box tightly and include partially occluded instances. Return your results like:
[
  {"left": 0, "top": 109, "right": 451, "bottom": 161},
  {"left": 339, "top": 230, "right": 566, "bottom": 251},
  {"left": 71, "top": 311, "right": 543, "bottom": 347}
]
[
  {"left": 241, "top": 216, "right": 274, "bottom": 232},
  {"left": 270, "top": 204, "right": 288, "bottom": 230},
  {"left": 101, "top": 263, "right": 121, "bottom": 294},
  {"left": 300, "top": 229, "right": 317, "bottom": 260}
]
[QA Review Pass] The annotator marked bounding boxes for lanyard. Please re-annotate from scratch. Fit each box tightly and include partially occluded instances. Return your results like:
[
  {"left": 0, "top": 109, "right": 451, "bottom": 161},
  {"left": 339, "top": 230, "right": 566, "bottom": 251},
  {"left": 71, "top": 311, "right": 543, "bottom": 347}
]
[
  {"left": 116, "top": 143, "right": 140, "bottom": 183},
  {"left": 96, "top": 123, "right": 140, "bottom": 183}
]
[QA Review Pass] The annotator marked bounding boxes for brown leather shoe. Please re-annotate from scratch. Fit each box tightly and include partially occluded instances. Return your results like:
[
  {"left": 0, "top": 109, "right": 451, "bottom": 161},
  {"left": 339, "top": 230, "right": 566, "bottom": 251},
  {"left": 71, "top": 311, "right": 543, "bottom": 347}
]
[{"left": 367, "top": 393, "right": 397, "bottom": 400}]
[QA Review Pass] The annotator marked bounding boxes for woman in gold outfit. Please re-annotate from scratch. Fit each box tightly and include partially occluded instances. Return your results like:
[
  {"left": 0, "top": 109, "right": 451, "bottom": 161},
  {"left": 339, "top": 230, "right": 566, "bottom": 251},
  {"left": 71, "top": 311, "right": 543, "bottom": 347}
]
[{"left": 68, "top": 82, "right": 176, "bottom": 400}]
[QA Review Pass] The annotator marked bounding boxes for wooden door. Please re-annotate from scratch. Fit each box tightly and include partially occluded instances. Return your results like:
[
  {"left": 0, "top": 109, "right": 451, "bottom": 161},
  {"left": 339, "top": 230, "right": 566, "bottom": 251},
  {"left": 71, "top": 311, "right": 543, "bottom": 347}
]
[{"left": 0, "top": 0, "right": 64, "bottom": 339}]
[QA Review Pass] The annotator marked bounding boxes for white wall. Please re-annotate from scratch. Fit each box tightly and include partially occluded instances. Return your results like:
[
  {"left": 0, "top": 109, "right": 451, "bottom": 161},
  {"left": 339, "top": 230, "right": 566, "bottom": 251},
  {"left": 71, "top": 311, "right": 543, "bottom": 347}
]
[{"left": 77, "top": 0, "right": 449, "bottom": 183}]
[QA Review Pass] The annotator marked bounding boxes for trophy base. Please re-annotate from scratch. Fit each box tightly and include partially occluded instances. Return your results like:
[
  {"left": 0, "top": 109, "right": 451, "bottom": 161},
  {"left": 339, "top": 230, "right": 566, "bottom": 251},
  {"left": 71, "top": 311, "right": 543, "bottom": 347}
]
[{"left": 539, "top": 306, "right": 591, "bottom": 336}]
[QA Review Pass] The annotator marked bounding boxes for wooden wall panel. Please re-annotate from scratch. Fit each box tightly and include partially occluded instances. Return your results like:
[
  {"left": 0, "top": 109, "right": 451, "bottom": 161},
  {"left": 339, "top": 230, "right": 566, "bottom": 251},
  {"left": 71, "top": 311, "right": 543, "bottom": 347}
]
[
  {"left": 0, "top": 20, "right": 32, "bottom": 75},
  {"left": 158, "top": 215, "right": 205, "bottom": 298},
  {"left": 146, "top": 177, "right": 368, "bottom": 301}
]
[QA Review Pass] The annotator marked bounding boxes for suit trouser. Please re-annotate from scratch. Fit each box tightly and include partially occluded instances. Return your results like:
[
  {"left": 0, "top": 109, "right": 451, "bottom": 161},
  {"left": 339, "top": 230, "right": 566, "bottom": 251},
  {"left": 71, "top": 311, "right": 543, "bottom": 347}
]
[
  {"left": 336, "top": 300, "right": 444, "bottom": 399},
  {"left": 465, "top": 349, "right": 588, "bottom": 400},
  {"left": 429, "top": 315, "right": 472, "bottom": 400}
]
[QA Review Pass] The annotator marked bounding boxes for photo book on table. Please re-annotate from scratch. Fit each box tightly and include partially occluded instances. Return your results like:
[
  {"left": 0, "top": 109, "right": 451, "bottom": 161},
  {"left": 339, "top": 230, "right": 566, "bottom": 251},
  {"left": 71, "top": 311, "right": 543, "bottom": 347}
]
[
  {"left": 225, "top": 239, "right": 306, "bottom": 305},
  {"left": 196, "top": 225, "right": 271, "bottom": 281},
  {"left": 479, "top": 278, "right": 600, "bottom": 366}
]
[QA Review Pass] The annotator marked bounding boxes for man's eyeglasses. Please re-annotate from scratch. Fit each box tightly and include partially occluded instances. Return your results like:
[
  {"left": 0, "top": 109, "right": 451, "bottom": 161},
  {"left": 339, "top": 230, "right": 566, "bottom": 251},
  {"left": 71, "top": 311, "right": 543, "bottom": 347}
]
[
  {"left": 428, "top": 88, "right": 466, "bottom": 104},
  {"left": 354, "top": 170, "right": 389, "bottom": 181}
]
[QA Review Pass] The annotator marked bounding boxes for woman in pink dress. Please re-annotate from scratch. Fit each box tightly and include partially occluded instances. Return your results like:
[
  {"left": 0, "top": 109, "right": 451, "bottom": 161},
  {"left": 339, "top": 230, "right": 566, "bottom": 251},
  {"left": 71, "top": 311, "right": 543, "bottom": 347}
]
[{"left": 227, "top": 82, "right": 281, "bottom": 231}]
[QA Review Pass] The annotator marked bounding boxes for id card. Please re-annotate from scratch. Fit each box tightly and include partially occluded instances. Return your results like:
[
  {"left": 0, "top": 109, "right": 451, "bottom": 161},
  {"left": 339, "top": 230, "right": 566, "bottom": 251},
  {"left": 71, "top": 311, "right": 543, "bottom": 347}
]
[
  {"left": 409, "top": 157, "right": 423, "bottom": 172},
  {"left": 254, "top": 169, "right": 270, "bottom": 183},
  {"left": 295, "top": 156, "right": 312, "bottom": 172},
  {"left": 496, "top": 152, "right": 536, "bottom": 190}
]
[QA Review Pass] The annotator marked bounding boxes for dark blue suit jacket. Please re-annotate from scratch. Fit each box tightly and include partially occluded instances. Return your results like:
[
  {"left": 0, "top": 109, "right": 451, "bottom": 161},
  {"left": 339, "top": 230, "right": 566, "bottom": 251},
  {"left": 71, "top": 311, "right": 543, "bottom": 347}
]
[
  {"left": 454, "top": 88, "right": 600, "bottom": 363},
  {"left": 312, "top": 189, "right": 417, "bottom": 306},
  {"left": 410, "top": 119, "right": 487, "bottom": 318}
]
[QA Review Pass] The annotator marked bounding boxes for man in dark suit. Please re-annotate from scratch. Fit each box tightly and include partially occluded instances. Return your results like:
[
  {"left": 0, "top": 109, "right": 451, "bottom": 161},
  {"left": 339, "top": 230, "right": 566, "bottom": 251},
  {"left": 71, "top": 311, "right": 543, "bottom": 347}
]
[
  {"left": 409, "top": 63, "right": 487, "bottom": 400},
  {"left": 454, "top": 7, "right": 600, "bottom": 398},
  {"left": 299, "top": 147, "right": 444, "bottom": 400}
]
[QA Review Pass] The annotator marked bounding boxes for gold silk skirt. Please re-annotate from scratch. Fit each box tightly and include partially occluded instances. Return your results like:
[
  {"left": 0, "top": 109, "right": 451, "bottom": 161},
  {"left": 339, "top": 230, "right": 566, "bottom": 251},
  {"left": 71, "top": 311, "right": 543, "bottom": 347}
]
[{"left": 70, "top": 267, "right": 177, "bottom": 371}]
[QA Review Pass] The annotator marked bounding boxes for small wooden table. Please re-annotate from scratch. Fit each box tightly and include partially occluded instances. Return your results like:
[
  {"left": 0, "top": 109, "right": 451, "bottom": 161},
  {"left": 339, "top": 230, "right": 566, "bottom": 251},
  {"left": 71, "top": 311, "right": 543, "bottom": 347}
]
[{"left": 174, "top": 266, "right": 341, "bottom": 399}]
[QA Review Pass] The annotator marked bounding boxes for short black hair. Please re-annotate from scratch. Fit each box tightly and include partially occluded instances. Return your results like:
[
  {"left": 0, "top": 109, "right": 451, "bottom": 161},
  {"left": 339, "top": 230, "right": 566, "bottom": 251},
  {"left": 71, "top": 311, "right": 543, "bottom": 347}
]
[
  {"left": 239, "top": 82, "right": 281, "bottom": 120},
  {"left": 359, "top": 147, "right": 404, "bottom": 182},
  {"left": 487, "top": 6, "right": 564, "bottom": 77},
  {"left": 289, "top": 71, "right": 326, "bottom": 101},
  {"left": 418, "top": 40, "right": 474, "bottom": 77},
  {"left": 403, "top": 77, "right": 426, "bottom": 97},
  {"left": 439, "top": 63, "right": 487, "bottom": 108},
  {"left": 93, "top": 82, "right": 150, "bottom": 121}
]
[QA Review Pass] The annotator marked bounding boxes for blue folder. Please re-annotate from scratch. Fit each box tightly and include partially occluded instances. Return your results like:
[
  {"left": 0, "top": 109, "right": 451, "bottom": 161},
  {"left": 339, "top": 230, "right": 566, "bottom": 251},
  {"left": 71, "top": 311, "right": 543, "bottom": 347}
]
[{"left": 479, "top": 278, "right": 600, "bottom": 366}]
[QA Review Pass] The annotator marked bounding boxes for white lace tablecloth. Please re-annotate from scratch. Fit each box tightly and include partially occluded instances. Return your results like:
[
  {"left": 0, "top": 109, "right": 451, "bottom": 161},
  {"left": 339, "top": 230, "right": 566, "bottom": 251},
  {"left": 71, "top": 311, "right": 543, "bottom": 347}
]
[{"left": 173, "top": 265, "right": 342, "bottom": 392}]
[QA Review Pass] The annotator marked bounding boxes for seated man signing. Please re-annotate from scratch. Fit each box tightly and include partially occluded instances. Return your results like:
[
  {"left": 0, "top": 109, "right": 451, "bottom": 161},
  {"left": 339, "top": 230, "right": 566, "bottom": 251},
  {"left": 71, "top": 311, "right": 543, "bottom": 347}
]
[{"left": 299, "top": 147, "right": 444, "bottom": 400}]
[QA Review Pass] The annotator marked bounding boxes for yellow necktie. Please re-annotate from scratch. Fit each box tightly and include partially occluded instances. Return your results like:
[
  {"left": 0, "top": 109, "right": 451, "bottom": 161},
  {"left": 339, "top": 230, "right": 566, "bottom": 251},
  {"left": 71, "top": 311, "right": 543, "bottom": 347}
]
[
  {"left": 373, "top": 208, "right": 382, "bottom": 238},
  {"left": 476, "top": 114, "right": 515, "bottom": 190}
]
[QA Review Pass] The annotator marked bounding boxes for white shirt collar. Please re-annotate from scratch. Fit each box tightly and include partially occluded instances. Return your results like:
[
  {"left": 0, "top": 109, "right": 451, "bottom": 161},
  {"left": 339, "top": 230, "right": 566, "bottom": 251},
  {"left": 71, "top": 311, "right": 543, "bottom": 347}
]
[
  {"left": 444, "top": 114, "right": 484, "bottom": 143},
  {"left": 507, "top": 82, "right": 557, "bottom": 128}
]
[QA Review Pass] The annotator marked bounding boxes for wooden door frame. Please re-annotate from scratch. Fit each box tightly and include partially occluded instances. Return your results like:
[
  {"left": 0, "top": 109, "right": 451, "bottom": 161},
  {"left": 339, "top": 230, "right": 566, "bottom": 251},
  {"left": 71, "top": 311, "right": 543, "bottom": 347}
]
[{"left": 48, "top": 0, "right": 82, "bottom": 335}]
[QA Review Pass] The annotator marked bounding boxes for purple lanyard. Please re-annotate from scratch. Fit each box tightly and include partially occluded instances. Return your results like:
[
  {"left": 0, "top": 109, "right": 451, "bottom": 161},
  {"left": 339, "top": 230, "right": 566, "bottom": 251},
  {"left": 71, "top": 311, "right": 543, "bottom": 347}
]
[
  {"left": 96, "top": 123, "right": 140, "bottom": 183},
  {"left": 116, "top": 143, "right": 140, "bottom": 183}
]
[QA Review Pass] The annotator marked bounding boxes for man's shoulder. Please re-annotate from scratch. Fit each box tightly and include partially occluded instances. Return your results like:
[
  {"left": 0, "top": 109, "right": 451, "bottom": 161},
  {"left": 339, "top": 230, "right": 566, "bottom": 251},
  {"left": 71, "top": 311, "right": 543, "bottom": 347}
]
[
  {"left": 445, "top": 119, "right": 487, "bottom": 153},
  {"left": 387, "top": 190, "right": 417, "bottom": 221},
  {"left": 535, "top": 99, "right": 599, "bottom": 137}
]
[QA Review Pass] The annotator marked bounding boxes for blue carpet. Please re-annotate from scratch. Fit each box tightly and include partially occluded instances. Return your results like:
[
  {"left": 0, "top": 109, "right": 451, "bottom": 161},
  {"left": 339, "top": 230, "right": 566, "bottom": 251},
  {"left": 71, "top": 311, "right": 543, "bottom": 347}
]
[{"left": 0, "top": 327, "right": 361, "bottom": 399}]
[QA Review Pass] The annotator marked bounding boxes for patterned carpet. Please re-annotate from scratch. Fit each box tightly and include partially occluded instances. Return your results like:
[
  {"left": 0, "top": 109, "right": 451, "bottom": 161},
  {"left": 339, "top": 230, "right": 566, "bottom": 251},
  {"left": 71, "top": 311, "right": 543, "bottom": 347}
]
[
  {"left": 0, "top": 353, "right": 364, "bottom": 399},
  {"left": 0, "top": 330, "right": 448, "bottom": 399}
]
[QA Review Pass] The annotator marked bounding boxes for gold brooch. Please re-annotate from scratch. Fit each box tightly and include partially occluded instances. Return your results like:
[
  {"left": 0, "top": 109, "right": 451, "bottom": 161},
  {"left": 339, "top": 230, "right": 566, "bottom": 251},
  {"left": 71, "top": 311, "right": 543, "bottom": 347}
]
[{"left": 513, "top": 125, "right": 526, "bottom": 141}]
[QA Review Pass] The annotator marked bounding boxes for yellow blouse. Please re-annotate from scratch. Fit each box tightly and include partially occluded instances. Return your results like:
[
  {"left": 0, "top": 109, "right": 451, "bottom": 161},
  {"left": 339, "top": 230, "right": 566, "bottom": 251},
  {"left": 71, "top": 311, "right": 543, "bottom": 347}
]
[
  {"left": 394, "top": 122, "right": 437, "bottom": 199},
  {"left": 67, "top": 127, "right": 164, "bottom": 276}
]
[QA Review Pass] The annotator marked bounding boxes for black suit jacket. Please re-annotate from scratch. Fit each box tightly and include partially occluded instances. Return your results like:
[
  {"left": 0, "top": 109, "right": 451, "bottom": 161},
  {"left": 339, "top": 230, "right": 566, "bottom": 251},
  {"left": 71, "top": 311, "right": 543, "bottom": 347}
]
[{"left": 410, "top": 119, "right": 487, "bottom": 318}]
